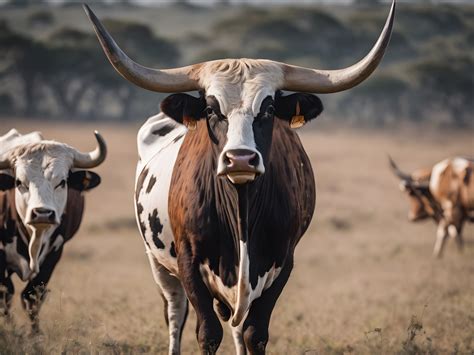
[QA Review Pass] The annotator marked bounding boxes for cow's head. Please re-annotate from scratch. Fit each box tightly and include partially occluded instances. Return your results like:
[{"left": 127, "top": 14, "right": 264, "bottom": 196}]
[
  {"left": 84, "top": 1, "right": 395, "bottom": 184},
  {"left": 389, "top": 156, "right": 436, "bottom": 222},
  {"left": 0, "top": 132, "right": 106, "bottom": 277}
]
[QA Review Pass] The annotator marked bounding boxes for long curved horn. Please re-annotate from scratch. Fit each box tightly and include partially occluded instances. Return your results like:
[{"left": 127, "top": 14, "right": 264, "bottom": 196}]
[
  {"left": 0, "top": 155, "right": 10, "bottom": 170},
  {"left": 279, "top": 0, "right": 396, "bottom": 93},
  {"left": 388, "top": 155, "right": 412, "bottom": 181},
  {"left": 73, "top": 131, "right": 107, "bottom": 169},
  {"left": 83, "top": 4, "right": 200, "bottom": 93}
]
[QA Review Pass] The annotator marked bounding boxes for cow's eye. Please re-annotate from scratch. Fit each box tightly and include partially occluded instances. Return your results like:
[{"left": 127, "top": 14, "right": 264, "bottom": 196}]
[
  {"left": 56, "top": 180, "right": 66, "bottom": 189},
  {"left": 266, "top": 105, "right": 275, "bottom": 115},
  {"left": 15, "top": 179, "right": 28, "bottom": 191},
  {"left": 205, "top": 107, "right": 214, "bottom": 116}
]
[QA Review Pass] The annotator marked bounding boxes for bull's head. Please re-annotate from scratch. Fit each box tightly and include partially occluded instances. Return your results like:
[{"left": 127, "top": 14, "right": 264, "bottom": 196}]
[
  {"left": 0, "top": 132, "right": 106, "bottom": 278},
  {"left": 84, "top": 1, "right": 395, "bottom": 184},
  {"left": 389, "top": 156, "right": 437, "bottom": 222}
]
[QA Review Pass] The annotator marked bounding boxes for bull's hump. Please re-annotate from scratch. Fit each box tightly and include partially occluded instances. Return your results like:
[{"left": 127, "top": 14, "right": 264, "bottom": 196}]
[{"left": 136, "top": 113, "right": 186, "bottom": 176}]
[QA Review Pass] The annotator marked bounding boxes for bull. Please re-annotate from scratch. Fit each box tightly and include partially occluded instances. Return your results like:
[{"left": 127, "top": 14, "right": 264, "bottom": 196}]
[
  {"left": 390, "top": 156, "right": 473, "bottom": 257},
  {"left": 84, "top": 2, "right": 395, "bottom": 354},
  {"left": 0, "top": 129, "right": 106, "bottom": 332}
]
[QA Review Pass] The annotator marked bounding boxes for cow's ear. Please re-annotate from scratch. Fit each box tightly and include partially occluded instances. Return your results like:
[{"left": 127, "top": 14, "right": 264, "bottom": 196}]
[
  {"left": 160, "top": 93, "right": 206, "bottom": 131},
  {"left": 274, "top": 92, "right": 323, "bottom": 129},
  {"left": 68, "top": 171, "right": 101, "bottom": 191},
  {"left": 0, "top": 174, "right": 15, "bottom": 191}
]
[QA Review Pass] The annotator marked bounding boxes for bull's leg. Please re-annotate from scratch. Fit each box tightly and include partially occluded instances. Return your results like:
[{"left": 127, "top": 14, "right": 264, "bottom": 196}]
[
  {"left": 146, "top": 252, "right": 188, "bottom": 355},
  {"left": 433, "top": 223, "right": 448, "bottom": 258},
  {"left": 21, "top": 246, "right": 63, "bottom": 333},
  {"left": 242, "top": 258, "right": 293, "bottom": 355},
  {"left": 230, "top": 322, "right": 246, "bottom": 355},
  {"left": 177, "top": 241, "right": 223, "bottom": 355},
  {"left": 0, "top": 248, "right": 14, "bottom": 320},
  {"left": 452, "top": 223, "right": 464, "bottom": 253}
]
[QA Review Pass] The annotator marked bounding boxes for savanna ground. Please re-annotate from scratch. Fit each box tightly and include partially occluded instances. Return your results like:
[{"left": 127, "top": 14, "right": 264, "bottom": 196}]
[{"left": 0, "top": 119, "right": 473, "bottom": 354}]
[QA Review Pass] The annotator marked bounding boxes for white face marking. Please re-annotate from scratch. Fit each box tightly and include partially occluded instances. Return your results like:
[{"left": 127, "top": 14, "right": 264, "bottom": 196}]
[
  {"left": 6, "top": 142, "right": 75, "bottom": 278},
  {"left": 198, "top": 59, "right": 284, "bottom": 176}
]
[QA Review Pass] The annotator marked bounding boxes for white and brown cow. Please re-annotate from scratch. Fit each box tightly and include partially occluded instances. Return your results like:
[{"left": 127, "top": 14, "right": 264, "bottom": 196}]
[
  {"left": 390, "top": 156, "right": 473, "bottom": 257},
  {"left": 85, "top": 2, "right": 395, "bottom": 354},
  {"left": 0, "top": 129, "right": 106, "bottom": 331}
]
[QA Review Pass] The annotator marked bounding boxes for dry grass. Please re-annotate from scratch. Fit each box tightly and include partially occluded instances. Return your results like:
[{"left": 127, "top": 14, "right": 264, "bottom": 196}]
[{"left": 1, "top": 119, "right": 473, "bottom": 354}]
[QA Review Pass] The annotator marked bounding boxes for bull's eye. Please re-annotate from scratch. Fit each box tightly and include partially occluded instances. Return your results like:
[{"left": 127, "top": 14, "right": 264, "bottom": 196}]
[
  {"left": 56, "top": 179, "right": 66, "bottom": 189},
  {"left": 15, "top": 179, "right": 28, "bottom": 191},
  {"left": 266, "top": 105, "right": 275, "bottom": 115},
  {"left": 205, "top": 107, "right": 214, "bottom": 116}
]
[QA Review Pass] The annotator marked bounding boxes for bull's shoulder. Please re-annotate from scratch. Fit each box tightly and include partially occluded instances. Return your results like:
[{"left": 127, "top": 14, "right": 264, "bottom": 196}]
[{"left": 136, "top": 113, "right": 187, "bottom": 175}]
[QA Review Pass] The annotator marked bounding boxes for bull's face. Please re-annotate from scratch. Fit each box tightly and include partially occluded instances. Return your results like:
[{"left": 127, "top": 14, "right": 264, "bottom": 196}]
[
  {"left": 161, "top": 71, "right": 323, "bottom": 185},
  {"left": 9, "top": 149, "right": 100, "bottom": 228},
  {"left": 0, "top": 133, "right": 106, "bottom": 278},
  {"left": 400, "top": 182, "right": 430, "bottom": 222}
]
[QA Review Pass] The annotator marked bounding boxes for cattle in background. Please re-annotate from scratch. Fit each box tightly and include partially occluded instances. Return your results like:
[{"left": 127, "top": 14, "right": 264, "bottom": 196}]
[
  {"left": 0, "top": 129, "right": 106, "bottom": 332},
  {"left": 85, "top": 1, "right": 395, "bottom": 354},
  {"left": 390, "top": 156, "right": 473, "bottom": 258}
]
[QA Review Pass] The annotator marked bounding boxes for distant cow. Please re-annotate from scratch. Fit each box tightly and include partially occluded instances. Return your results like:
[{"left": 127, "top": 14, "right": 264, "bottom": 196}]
[
  {"left": 390, "top": 156, "right": 473, "bottom": 257},
  {"left": 0, "top": 129, "right": 106, "bottom": 332},
  {"left": 85, "top": 1, "right": 395, "bottom": 354}
]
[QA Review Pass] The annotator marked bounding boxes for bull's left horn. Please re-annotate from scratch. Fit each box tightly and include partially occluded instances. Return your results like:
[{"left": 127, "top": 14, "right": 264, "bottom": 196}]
[
  {"left": 83, "top": 4, "right": 201, "bottom": 93},
  {"left": 73, "top": 131, "right": 107, "bottom": 169},
  {"left": 279, "top": 0, "right": 396, "bottom": 93},
  {"left": 388, "top": 155, "right": 412, "bottom": 181}
]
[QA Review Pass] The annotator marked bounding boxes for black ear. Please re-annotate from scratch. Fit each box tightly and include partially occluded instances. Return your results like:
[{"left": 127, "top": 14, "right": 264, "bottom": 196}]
[
  {"left": 0, "top": 174, "right": 15, "bottom": 191},
  {"left": 274, "top": 92, "right": 323, "bottom": 128},
  {"left": 68, "top": 171, "right": 101, "bottom": 191},
  {"left": 160, "top": 93, "right": 207, "bottom": 127}
]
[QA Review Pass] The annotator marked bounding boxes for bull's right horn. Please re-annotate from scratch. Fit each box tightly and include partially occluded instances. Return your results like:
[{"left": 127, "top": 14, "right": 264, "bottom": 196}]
[
  {"left": 73, "top": 131, "right": 107, "bottom": 169},
  {"left": 389, "top": 155, "right": 412, "bottom": 181},
  {"left": 280, "top": 0, "right": 396, "bottom": 93},
  {"left": 83, "top": 4, "right": 201, "bottom": 93}
]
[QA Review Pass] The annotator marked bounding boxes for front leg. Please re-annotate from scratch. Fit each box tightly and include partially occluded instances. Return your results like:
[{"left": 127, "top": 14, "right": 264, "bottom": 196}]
[
  {"left": 21, "top": 246, "right": 63, "bottom": 333},
  {"left": 177, "top": 241, "right": 223, "bottom": 355},
  {"left": 242, "top": 257, "right": 293, "bottom": 355}
]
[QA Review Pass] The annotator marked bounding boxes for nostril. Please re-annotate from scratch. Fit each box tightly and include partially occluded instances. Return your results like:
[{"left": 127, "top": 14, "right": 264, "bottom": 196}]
[
  {"left": 32, "top": 208, "right": 55, "bottom": 219},
  {"left": 224, "top": 153, "right": 231, "bottom": 166},
  {"left": 249, "top": 154, "right": 259, "bottom": 167}
]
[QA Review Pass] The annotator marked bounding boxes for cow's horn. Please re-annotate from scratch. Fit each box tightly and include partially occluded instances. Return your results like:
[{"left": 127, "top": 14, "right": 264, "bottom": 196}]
[
  {"left": 73, "top": 131, "right": 107, "bottom": 169},
  {"left": 388, "top": 155, "right": 412, "bottom": 181},
  {"left": 280, "top": 0, "right": 395, "bottom": 93},
  {"left": 0, "top": 155, "right": 10, "bottom": 170},
  {"left": 83, "top": 4, "right": 200, "bottom": 93}
]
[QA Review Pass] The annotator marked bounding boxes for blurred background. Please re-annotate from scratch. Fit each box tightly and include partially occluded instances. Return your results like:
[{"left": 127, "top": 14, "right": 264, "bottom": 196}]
[
  {"left": 0, "top": 0, "right": 472, "bottom": 128},
  {"left": 0, "top": 1, "right": 473, "bottom": 354}
]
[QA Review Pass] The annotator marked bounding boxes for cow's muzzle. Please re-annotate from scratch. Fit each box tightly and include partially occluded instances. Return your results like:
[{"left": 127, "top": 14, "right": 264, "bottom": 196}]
[
  {"left": 218, "top": 149, "right": 263, "bottom": 184},
  {"left": 28, "top": 207, "right": 57, "bottom": 226}
]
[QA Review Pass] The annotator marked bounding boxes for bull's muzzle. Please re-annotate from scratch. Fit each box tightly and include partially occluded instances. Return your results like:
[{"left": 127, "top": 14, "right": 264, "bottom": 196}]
[
  {"left": 218, "top": 149, "right": 263, "bottom": 184},
  {"left": 29, "top": 207, "right": 57, "bottom": 226}
]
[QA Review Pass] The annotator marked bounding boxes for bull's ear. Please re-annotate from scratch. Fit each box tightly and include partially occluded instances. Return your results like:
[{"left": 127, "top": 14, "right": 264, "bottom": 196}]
[
  {"left": 274, "top": 92, "right": 323, "bottom": 129},
  {"left": 0, "top": 174, "right": 15, "bottom": 191},
  {"left": 160, "top": 93, "right": 206, "bottom": 131},
  {"left": 68, "top": 171, "right": 101, "bottom": 191}
]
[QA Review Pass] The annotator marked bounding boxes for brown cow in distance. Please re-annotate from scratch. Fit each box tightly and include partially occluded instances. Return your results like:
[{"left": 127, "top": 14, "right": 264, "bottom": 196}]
[{"left": 390, "top": 156, "right": 474, "bottom": 258}]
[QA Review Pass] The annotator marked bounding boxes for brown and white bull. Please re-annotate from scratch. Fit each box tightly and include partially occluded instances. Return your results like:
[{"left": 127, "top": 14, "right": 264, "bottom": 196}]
[
  {"left": 0, "top": 129, "right": 106, "bottom": 331},
  {"left": 390, "top": 156, "right": 473, "bottom": 257},
  {"left": 85, "top": 2, "right": 395, "bottom": 354}
]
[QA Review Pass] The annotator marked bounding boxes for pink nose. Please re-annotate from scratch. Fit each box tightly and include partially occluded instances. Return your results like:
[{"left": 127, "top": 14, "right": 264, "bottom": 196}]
[{"left": 222, "top": 149, "right": 259, "bottom": 174}]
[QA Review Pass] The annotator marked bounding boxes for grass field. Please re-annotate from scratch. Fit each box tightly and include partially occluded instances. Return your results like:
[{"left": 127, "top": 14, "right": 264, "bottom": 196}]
[{"left": 1, "top": 120, "right": 473, "bottom": 354}]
